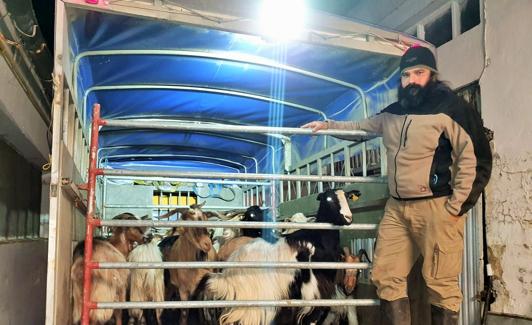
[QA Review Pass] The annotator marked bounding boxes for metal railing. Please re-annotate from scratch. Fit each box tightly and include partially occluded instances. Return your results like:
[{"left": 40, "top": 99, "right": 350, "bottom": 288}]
[{"left": 78, "top": 104, "right": 381, "bottom": 324}]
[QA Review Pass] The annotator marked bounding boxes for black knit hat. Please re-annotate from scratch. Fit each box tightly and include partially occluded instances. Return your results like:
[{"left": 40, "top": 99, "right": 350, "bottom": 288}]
[{"left": 400, "top": 46, "right": 437, "bottom": 73}]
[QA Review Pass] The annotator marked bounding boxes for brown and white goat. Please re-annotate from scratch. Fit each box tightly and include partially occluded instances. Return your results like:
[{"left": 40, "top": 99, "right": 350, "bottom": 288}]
[
  {"left": 71, "top": 212, "right": 148, "bottom": 325},
  {"left": 168, "top": 203, "right": 217, "bottom": 325}
]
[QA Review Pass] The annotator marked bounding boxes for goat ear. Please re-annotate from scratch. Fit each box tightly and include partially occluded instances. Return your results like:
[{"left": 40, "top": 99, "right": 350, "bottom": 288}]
[
  {"left": 317, "top": 193, "right": 324, "bottom": 201},
  {"left": 197, "top": 201, "right": 206, "bottom": 208},
  {"left": 173, "top": 208, "right": 190, "bottom": 218},
  {"left": 343, "top": 246, "right": 351, "bottom": 256},
  {"left": 346, "top": 190, "right": 362, "bottom": 201}
]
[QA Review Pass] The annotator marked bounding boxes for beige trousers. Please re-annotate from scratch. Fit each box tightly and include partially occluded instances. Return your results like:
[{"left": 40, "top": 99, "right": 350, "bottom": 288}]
[{"left": 371, "top": 196, "right": 465, "bottom": 312}]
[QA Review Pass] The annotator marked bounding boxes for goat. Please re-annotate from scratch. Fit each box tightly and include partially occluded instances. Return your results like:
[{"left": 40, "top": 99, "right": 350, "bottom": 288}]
[
  {"left": 241, "top": 205, "right": 276, "bottom": 242},
  {"left": 168, "top": 203, "right": 217, "bottom": 325},
  {"left": 127, "top": 235, "right": 165, "bottom": 325},
  {"left": 322, "top": 246, "right": 361, "bottom": 325},
  {"left": 216, "top": 205, "right": 278, "bottom": 262},
  {"left": 71, "top": 213, "right": 148, "bottom": 325},
  {"left": 194, "top": 189, "right": 360, "bottom": 325},
  {"left": 210, "top": 212, "right": 243, "bottom": 252},
  {"left": 280, "top": 213, "right": 316, "bottom": 236}
]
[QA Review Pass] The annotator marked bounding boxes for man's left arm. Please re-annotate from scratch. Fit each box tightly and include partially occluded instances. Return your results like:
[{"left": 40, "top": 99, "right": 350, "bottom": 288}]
[{"left": 445, "top": 101, "right": 493, "bottom": 216}]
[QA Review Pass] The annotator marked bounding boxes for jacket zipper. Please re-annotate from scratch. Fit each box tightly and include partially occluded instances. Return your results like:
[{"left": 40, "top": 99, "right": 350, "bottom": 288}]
[
  {"left": 403, "top": 119, "right": 413, "bottom": 147},
  {"left": 394, "top": 115, "right": 408, "bottom": 198}
]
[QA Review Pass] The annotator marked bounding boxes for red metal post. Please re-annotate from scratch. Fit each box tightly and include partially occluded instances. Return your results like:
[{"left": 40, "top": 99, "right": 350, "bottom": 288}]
[{"left": 81, "top": 104, "right": 103, "bottom": 325}]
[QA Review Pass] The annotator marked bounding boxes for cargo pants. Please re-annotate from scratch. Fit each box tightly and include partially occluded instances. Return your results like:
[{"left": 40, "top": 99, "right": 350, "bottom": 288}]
[{"left": 371, "top": 196, "right": 465, "bottom": 312}]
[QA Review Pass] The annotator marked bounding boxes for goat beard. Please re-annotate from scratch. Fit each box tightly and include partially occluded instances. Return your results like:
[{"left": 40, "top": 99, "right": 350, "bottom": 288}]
[{"left": 398, "top": 81, "right": 434, "bottom": 109}]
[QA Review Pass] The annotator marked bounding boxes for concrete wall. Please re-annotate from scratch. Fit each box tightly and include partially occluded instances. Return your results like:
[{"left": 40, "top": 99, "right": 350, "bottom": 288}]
[
  {"left": 437, "top": 0, "right": 532, "bottom": 318},
  {"left": 0, "top": 137, "right": 46, "bottom": 322},
  {"left": 481, "top": 0, "right": 532, "bottom": 317},
  {"left": 0, "top": 240, "right": 48, "bottom": 325},
  {"left": 0, "top": 55, "right": 48, "bottom": 167}
]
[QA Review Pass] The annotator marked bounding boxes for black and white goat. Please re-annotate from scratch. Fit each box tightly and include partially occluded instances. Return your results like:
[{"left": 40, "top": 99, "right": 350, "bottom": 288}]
[{"left": 194, "top": 189, "right": 360, "bottom": 325}]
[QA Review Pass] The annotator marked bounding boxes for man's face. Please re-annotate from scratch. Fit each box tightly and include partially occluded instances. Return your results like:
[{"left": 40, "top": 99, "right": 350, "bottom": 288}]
[{"left": 400, "top": 67, "right": 431, "bottom": 88}]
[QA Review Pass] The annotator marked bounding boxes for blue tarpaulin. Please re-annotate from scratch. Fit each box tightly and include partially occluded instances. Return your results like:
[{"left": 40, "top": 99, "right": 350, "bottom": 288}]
[{"left": 69, "top": 9, "right": 401, "bottom": 173}]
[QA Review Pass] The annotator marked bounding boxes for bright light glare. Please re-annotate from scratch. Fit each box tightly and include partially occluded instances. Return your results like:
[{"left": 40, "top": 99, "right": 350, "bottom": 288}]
[{"left": 259, "top": 0, "right": 306, "bottom": 41}]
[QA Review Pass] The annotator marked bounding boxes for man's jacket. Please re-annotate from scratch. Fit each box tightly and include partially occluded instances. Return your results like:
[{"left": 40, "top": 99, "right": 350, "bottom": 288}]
[{"left": 327, "top": 83, "right": 492, "bottom": 216}]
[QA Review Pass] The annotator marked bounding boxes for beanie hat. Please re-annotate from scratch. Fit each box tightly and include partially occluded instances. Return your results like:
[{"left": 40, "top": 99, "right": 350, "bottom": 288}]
[{"left": 400, "top": 46, "right": 437, "bottom": 73}]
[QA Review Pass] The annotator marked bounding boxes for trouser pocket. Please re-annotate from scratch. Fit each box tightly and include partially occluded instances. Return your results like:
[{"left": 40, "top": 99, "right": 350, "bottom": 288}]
[{"left": 432, "top": 241, "right": 463, "bottom": 279}]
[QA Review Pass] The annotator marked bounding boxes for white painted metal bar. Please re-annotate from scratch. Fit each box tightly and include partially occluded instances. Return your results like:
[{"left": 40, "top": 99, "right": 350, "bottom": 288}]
[
  {"left": 98, "top": 145, "right": 260, "bottom": 173},
  {"left": 451, "top": 1, "right": 461, "bottom": 39},
  {"left": 104, "top": 119, "right": 376, "bottom": 137},
  {"left": 296, "top": 168, "right": 302, "bottom": 199},
  {"left": 99, "top": 220, "right": 378, "bottom": 231},
  {"left": 330, "top": 153, "right": 335, "bottom": 189},
  {"left": 98, "top": 261, "right": 371, "bottom": 270},
  {"left": 98, "top": 298, "right": 380, "bottom": 309},
  {"left": 99, "top": 153, "right": 248, "bottom": 173},
  {"left": 104, "top": 204, "right": 266, "bottom": 211},
  {"left": 105, "top": 175, "right": 271, "bottom": 186},
  {"left": 317, "top": 158, "right": 324, "bottom": 193},
  {"left": 103, "top": 169, "right": 387, "bottom": 183}
]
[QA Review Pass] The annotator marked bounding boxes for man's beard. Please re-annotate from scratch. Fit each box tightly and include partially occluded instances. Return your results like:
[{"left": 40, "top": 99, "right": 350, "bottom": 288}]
[{"left": 398, "top": 81, "right": 434, "bottom": 109}]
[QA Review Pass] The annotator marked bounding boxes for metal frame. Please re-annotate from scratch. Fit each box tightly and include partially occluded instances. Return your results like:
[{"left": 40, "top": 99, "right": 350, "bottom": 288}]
[
  {"left": 83, "top": 84, "right": 327, "bottom": 126},
  {"left": 97, "top": 121, "right": 280, "bottom": 173},
  {"left": 72, "top": 49, "right": 361, "bottom": 127},
  {"left": 99, "top": 153, "right": 249, "bottom": 173},
  {"left": 76, "top": 104, "right": 381, "bottom": 324},
  {"left": 98, "top": 144, "right": 261, "bottom": 173}
]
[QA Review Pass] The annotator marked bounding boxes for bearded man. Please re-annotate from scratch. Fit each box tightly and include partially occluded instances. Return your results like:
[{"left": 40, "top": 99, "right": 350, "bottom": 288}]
[{"left": 302, "top": 46, "right": 492, "bottom": 325}]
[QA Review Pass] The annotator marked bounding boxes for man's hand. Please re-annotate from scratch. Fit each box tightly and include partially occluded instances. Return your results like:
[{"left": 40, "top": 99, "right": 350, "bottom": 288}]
[{"left": 301, "top": 121, "right": 328, "bottom": 133}]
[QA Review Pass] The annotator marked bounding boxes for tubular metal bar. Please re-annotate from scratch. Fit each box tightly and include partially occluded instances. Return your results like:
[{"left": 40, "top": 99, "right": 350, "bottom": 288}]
[
  {"left": 104, "top": 204, "right": 268, "bottom": 210},
  {"left": 98, "top": 299, "right": 380, "bottom": 309},
  {"left": 99, "top": 220, "right": 378, "bottom": 231},
  {"left": 105, "top": 175, "right": 272, "bottom": 186},
  {"left": 103, "top": 119, "right": 377, "bottom": 138},
  {"left": 98, "top": 261, "right": 371, "bottom": 269},
  {"left": 103, "top": 169, "right": 387, "bottom": 183},
  {"left": 81, "top": 104, "right": 102, "bottom": 325}
]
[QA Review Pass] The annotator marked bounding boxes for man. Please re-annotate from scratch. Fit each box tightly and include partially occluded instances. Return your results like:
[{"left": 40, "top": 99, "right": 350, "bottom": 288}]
[{"left": 302, "top": 46, "right": 492, "bottom": 325}]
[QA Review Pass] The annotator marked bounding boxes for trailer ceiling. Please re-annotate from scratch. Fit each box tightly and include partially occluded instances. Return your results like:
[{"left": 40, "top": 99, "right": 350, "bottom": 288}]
[{"left": 64, "top": 1, "right": 430, "bottom": 174}]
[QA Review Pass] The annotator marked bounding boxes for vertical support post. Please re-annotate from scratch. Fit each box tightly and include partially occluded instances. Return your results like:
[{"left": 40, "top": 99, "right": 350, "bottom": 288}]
[
  {"left": 416, "top": 24, "right": 426, "bottom": 40},
  {"left": 296, "top": 168, "right": 301, "bottom": 199},
  {"left": 330, "top": 153, "right": 335, "bottom": 189},
  {"left": 344, "top": 146, "right": 351, "bottom": 179},
  {"left": 451, "top": 0, "right": 461, "bottom": 40},
  {"left": 261, "top": 185, "right": 266, "bottom": 207},
  {"left": 81, "top": 104, "right": 103, "bottom": 325},
  {"left": 287, "top": 173, "right": 292, "bottom": 201},
  {"left": 317, "top": 158, "right": 323, "bottom": 192},
  {"left": 379, "top": 138, "right": 387, "bottom": 176}
]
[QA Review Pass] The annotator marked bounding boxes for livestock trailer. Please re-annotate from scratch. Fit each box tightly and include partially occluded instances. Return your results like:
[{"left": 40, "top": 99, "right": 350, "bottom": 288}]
[{"left": 46, "top": 1, "right": 485, "bottom": 324}]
